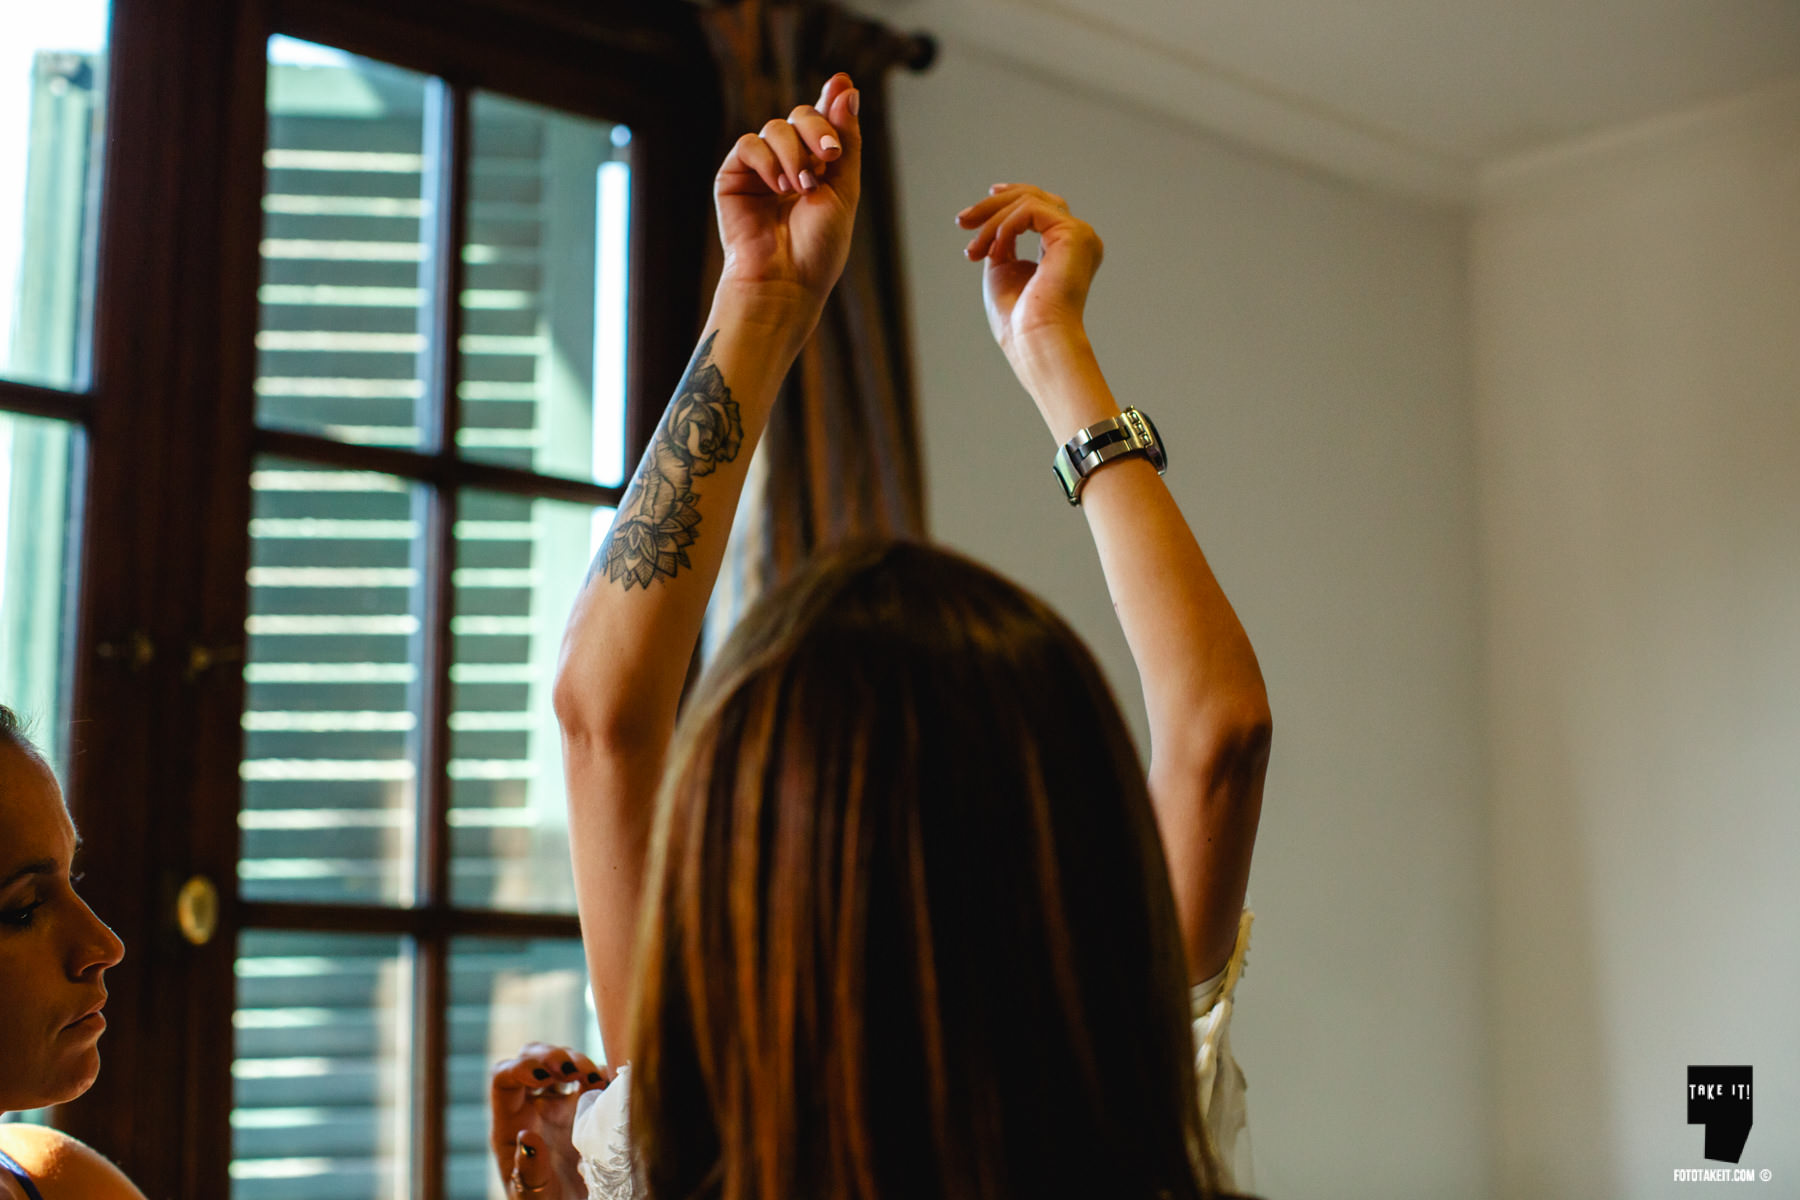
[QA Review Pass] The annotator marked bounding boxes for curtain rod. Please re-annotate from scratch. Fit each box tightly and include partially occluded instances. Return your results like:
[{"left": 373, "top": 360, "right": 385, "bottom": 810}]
[{"left": 705, "top": 0, "right": 937, "bottom": 72}]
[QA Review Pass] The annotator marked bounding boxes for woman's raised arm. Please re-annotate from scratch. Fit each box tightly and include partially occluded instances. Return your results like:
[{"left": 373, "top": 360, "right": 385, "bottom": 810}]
[
  {"left": 957, "top": 184, "right": 1272, "bottom": 984},
  {"left": 553, "top": 74, "right": 863, "bottom": 1057}
]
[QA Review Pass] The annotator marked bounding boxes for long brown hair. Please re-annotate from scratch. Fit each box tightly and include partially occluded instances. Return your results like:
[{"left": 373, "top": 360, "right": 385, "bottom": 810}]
[{"left": 629, "top": 539, "right": 1216, "bottom": 1200}]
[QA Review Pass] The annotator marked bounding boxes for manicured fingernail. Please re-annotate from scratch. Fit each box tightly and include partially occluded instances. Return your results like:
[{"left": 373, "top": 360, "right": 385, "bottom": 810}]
[
  {"left": 777, "top": 174, "right": 794, "bottom": 194},
  {"left": 561, "top": 1061, "right": 577, "bottom": 1074},
  {"left": 849, "top": 89, "right": 861, "bottom": 117},
  {"left": 799, "top": 169, "right": 817, "bottom": 191},
  {"left": 532, "top": 1068, "right": 549, "bottom": 1080},
  {"left": 820, "top": 135, "right": 841, "bottom": 154},
  {"left": 587, "top": 1072, "right": 602, "bottom": 1083}
]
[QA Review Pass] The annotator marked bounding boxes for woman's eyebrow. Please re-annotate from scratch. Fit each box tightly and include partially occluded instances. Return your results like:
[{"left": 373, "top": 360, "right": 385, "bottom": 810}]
[{"left": 0, "top": 858, "right": 57, "bottom": 891}]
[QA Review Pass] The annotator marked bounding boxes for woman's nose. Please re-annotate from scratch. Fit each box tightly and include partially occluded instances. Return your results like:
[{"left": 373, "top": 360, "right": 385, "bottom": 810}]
[{"left": 71, "top": 895, "right": 126, "bottom": 977}]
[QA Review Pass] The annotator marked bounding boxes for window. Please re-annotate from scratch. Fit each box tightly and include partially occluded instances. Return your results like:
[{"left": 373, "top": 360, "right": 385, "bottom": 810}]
[
  {"left": 0, "top": 4, "right": 108, "bottom": 393},
  {"left": 0, "top": 412, "right": 83, "bottom": 778},
  {"left": 231, "top": 38, "right": 627, "bottom": 1200},
  {"left": 0, "top": 4, "right": 108, "bottom": 786},
  {"left": 10, "top": 2, "right": 714, "bottom": 1194},
  {"left": 0, "top": 0, "right": 109, "bottom": 1134},
  {"left": 0, "top": 0, "right": 97, "bottom": 1148}
]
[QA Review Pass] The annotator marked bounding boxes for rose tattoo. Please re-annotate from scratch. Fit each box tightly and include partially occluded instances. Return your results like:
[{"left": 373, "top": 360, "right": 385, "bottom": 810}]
[{"left": 597, "top": 333, "right": 743, "bottom": 590}]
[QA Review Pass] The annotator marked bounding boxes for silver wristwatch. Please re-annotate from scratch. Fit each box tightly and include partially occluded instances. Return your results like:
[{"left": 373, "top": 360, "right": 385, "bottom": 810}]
[{"left": 1051, "top": 407, "right": 1167, "bottom": 505}]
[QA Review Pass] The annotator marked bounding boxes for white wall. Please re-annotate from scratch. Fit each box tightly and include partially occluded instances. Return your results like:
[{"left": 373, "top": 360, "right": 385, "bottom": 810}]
[
  {"left": 1473, "top": 81, "right": 1800, "bottom": 1198},
  {"left": 884, "top": 45, "right": 1494, "bottom": 1199}
]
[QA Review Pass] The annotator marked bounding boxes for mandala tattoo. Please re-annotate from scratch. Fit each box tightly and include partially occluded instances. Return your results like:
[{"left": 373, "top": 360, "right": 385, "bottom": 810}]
[{"left": 595, "top": 332, "right": 744, "bottom": 590}]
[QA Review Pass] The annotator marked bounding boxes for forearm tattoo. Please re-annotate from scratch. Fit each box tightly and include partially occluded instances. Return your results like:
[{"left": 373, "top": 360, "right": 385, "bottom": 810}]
[{"left": 593, "top": 332, "right": 744, "bottom": 589}]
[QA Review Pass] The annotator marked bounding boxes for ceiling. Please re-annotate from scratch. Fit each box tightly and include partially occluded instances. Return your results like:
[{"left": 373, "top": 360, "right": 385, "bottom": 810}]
[{"left": 849, "top": 0, "right": 1800, "bottom": 202}]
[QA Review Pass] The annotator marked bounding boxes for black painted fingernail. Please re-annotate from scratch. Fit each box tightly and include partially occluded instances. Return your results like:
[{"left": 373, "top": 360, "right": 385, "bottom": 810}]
[
  {"left": 532, "top": 1068, "right": 550, "bottom": 1080},
  {"left": 561, "top": 1061, "right": 577, "bottom": 1074},
  {"left": 587, "top": 1072, "right": 602, "bottom": 1083}
]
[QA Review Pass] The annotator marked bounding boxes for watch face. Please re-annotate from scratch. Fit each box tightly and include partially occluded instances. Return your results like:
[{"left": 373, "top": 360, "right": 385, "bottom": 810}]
[
  {"left": 1053, "top": 451, "right": 1082, "bottom": 502},
  {"left": 1131, "top": 408, "right": 1167, "bottom": 469}
]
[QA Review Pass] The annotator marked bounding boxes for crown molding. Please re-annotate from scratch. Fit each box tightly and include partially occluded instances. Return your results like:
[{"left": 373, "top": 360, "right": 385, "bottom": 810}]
[
  {"left": 859, "top": 0, "right": 1477, "bottom": 205},
  {"left": 1477, "top": 74, "right": 1800, "bottom": 199}
]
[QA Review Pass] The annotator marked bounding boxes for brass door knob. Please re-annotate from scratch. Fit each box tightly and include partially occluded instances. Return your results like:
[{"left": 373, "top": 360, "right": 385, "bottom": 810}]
[{"left": 175, "top": 875, "right": 220, "bottom": 946}]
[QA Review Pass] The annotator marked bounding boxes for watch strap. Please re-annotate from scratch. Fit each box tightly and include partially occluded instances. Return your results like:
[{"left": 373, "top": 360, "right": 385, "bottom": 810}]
[{"left": 1052, "top": 407, "right": 1166, "bottom": 505}]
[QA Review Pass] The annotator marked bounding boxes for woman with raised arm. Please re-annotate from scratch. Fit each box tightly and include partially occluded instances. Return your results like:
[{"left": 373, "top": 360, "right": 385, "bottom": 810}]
[
  {"left": 491, "top": 71, "right": 1270, "bottom": 1200},
  {"left": 0, "top": 707, "right": 146, "bottom": 1200}
]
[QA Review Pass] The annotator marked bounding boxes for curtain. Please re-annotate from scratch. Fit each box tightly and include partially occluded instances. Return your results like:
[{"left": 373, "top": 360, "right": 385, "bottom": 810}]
[{"left": 696, "top": 0, "right": 931, "bottom": 656}]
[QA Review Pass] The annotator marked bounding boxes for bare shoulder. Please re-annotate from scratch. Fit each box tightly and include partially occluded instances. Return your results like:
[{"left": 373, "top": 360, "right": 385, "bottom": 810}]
[{"left": 0, "top": 1125, "right": 148, "bottom": 1200}]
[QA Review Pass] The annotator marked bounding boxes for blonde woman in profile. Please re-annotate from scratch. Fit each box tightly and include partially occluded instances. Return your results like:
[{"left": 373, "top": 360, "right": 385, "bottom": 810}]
[
  {"left": 493, "top": 70, "right": 1268, "bottom": 1200},
  {"left": 0, "top": 707, "right": 146, "bottom": 1200}
]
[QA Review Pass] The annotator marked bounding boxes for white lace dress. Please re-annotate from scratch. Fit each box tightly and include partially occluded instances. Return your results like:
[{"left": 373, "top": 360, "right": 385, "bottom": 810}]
[{"left": 572, "top": 911, "right": 1254, "bottom": 1198}]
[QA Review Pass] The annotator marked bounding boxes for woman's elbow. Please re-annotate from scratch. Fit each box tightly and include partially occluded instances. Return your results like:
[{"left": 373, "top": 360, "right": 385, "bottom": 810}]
[
  {"left": 551, "top": 662, "right": 629, "bottom": 745},
  {"left": 1212, "top": 700, "right": 1273, "bottom": 778},
  {"left": 1236, "top": 695, "right": 1274, "bottom": 758},
  {"left": 1164, "top": 696, "right": 1272, "bottom": 796},
  {"left": 550, "top": 663, "right": 594, "bottom": 733},
  {"left": 553, "top": 663, "right": 668, "bottom": 762}
]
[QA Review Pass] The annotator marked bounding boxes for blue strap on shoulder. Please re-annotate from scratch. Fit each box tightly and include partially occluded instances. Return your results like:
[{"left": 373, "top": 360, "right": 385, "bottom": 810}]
[{"left": 0, "top": 1148, "right": 48, "bottom": 1200}]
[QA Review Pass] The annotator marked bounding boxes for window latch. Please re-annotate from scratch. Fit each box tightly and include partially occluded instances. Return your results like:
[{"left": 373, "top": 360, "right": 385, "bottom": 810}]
[
  {"left": 95, "top": 630, "right": 156, "bottom": 671},
  {"left": 186, "top": 641, "right": 244, "bottom": 681}
]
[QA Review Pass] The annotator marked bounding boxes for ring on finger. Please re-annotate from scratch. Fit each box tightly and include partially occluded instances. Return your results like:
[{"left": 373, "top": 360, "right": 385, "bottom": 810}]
[{"left": 511, "top": 1171, "right": 550, "bottom": 1194}]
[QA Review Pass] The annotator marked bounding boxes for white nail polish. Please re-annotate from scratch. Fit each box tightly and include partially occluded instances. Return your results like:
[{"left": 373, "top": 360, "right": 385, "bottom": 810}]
[{"left": 821, "top": 135, "right": 841, "bottom": 153}]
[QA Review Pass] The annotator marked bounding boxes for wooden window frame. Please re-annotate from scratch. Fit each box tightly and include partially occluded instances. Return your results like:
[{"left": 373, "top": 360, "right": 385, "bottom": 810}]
[
  {"left": 40, "top": 0, "right": 720, "bottom": 1196},
  {"left": 0, "top": 381, "right": 95, "bottom": 426}
]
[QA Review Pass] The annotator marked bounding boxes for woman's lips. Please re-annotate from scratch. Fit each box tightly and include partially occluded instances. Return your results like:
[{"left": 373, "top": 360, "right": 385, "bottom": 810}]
[{"left": 63, "top": 1004, "right": 106, "bottom": 1033}]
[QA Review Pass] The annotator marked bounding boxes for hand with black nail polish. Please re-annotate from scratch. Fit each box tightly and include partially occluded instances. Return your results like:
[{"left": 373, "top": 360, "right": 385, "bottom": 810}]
[{"left": 489, "top": 1040, "right": 615, "bottom": 1199}]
